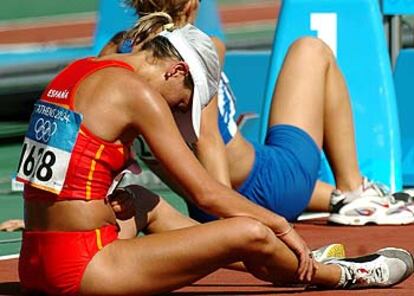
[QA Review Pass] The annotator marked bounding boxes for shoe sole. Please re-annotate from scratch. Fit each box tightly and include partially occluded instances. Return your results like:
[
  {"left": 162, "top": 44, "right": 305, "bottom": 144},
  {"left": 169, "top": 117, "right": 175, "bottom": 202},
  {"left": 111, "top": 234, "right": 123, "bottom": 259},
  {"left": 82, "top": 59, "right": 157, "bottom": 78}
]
[
  {"left": 328, "top": 213, "right": 414, "bottom": 225},
  {"left": 312, "top": 243, "right": 346, "bottom": 263},
  {"left": 377, "top": 247, "right": 414, "bottom": 285}
]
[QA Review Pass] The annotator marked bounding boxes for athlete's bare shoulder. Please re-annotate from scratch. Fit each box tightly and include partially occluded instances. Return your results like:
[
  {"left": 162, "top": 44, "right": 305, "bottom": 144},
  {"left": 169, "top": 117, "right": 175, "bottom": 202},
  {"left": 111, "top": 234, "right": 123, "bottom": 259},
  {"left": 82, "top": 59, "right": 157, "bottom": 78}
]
[
  {"left": 81, "top": 64, "right": 162, "bottom": 109},
  {"left": 89, "top": 63, "right": 170, "bottom": 129}
]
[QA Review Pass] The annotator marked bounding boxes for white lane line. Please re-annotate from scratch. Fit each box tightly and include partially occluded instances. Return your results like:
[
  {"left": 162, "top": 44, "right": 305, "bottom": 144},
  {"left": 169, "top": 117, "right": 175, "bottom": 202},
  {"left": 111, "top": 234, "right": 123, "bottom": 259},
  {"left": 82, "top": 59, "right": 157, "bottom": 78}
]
[{"left": 0, "top": 254, "right": 19, "bottom": 261}]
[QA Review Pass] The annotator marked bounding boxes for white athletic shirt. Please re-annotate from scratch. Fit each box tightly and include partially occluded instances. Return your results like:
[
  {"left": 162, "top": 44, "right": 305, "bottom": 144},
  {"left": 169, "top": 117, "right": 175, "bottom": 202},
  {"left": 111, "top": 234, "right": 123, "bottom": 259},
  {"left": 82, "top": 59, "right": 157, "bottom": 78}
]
[{"left": 217, "top": 72, "right": 238, "bottom": 144}]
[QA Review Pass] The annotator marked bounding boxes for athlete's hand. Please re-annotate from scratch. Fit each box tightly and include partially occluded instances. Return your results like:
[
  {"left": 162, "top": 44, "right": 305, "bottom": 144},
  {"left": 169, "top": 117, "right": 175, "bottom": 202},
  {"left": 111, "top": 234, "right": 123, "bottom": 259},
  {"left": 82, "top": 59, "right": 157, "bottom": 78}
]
[
  {"left": 108, "top": 188, "right": 136, "bottom": 220},
  {"left": 278, "top": 228, "right": 318, "bottom": 282},
  {"left": 0, "top": 219, "right": 25, "bottom": 232}
]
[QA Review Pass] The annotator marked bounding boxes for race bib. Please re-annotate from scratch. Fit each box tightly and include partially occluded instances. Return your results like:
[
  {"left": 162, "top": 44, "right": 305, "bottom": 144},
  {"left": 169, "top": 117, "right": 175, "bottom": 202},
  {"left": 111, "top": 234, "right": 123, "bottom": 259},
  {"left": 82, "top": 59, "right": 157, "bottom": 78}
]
[{"left": 16, "top": 101, "right": 82, "bottom": 194}]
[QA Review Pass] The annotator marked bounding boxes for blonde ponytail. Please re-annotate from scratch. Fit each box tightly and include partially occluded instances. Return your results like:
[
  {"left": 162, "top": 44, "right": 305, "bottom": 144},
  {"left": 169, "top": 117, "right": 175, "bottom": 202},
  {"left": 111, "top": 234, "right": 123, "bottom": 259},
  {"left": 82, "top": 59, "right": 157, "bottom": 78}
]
[
  {"left": 125, "top": 12, "right": 174, "bottom": 46},
  {"left": 124, "top": 0, "right": 189, "bottom": 21}
]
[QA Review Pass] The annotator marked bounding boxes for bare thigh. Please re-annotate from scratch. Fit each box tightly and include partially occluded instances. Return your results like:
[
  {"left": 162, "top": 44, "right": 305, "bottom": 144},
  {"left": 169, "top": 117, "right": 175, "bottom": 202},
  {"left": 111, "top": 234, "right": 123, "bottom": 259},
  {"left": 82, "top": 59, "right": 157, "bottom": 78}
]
[
  {"left": 269, "top": 37, "right": 335, "bottom": 148},
  {"left": 80, "top": 217, "right": 263, "bottom": 296}
]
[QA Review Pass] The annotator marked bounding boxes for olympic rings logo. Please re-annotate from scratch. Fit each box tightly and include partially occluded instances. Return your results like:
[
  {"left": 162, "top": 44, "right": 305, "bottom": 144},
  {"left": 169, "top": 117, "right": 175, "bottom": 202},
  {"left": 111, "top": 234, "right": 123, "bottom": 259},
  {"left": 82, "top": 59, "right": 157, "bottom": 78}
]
[{"left": 34, "top": 118, "right": 58, "bottom": 142}]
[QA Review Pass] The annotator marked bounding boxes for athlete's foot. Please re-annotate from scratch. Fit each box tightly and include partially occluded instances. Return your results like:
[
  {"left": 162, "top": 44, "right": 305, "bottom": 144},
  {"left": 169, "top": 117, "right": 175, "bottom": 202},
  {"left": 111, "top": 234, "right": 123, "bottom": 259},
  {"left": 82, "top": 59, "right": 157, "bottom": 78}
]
[
  {"left": 312, "top": 243, "right": 346, "bottom": 263},
  {"left": 328, "top": 178, "right": 412, "bottom": 225},
  {"left": 326, "top": 247, "right": 414, "bottom": 289},
  {"left": 330, "top": 177, "right": 393, "bottom": 205}
]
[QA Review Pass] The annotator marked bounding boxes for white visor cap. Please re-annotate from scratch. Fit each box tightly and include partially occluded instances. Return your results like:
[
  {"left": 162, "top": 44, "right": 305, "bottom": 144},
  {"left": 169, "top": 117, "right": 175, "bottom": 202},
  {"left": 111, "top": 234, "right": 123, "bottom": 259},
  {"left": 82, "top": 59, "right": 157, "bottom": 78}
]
[{"left": 159, "top": 24, "right": 220, "bottom": 138}]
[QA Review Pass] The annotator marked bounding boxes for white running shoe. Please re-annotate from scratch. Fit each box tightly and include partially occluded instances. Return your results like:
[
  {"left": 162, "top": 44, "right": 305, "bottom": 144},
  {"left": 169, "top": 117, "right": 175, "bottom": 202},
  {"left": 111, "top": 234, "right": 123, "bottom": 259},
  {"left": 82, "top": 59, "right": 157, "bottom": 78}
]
[
  {"left": 328, "top": 178, "right": 411, "bottom": 225},
  {"left": 327, "top": 247, "right": 414, "bottom": 289},
  {"left": 312, "top": 243, "right": 346, "bottom": 263}
]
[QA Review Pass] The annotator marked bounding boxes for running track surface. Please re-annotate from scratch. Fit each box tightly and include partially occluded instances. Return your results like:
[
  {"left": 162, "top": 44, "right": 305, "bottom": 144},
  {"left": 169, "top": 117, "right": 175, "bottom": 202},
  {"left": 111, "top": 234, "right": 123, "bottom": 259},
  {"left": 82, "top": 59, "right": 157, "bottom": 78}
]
[
  {"left": 0, "top": 1, "right": 280, "bottom": 47},
  {"left": 1, "top": 221, "right": 414, "bottom": 295}
]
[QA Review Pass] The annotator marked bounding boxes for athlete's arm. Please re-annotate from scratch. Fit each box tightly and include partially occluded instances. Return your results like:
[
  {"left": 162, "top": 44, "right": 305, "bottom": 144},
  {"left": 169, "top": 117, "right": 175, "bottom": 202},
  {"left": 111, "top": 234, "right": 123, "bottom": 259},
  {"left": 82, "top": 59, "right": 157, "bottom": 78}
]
[
  {"left": 119, "top": 75, "right": 315, "bottom": 281},
  {"left": 193, "top": 36, "right": 231, "bottom": 187},
  {"left": 194, "top": 96, "right": 232, "bottom": 187},
  {"left": 141, "top": 157, "right": 190, "bottom": 197},
  {"left": 210, "top": 37, "right": 226, "bottom": 65},
  {"left": 122, "top": 76, "right": 288, "bottom": 231}
]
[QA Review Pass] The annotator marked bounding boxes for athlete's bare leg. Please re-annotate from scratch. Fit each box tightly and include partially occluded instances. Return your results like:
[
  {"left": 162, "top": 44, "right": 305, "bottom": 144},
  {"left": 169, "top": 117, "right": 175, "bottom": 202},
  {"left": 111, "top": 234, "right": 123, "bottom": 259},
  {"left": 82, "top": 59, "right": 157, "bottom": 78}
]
[
  {"left": 80, "top": 194, "right": 341, "bottom": 295},
  {"left": 268, "top": 37, "right": 363, "bottom": 210},
  {"left": 115, "top": 185, "right": 200, "bottom": 239},
  {"left": 307, "top": 182, "right": 335, "bottom": 212}
]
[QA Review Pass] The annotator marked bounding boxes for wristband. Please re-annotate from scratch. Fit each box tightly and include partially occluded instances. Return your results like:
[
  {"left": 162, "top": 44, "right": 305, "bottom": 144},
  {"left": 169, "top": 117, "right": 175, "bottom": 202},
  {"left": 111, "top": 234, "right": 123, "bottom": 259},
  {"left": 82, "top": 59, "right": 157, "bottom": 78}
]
[{"left": 276, "top": 224, "right": 293, "bottom": 237}]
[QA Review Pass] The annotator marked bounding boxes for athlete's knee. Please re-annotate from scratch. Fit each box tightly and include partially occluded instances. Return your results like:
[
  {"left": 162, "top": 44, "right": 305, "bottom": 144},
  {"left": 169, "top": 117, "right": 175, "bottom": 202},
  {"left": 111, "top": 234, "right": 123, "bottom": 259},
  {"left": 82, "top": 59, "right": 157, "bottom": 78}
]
[{"left": 289, "top": 37, "right": 335, "bottom": 67}]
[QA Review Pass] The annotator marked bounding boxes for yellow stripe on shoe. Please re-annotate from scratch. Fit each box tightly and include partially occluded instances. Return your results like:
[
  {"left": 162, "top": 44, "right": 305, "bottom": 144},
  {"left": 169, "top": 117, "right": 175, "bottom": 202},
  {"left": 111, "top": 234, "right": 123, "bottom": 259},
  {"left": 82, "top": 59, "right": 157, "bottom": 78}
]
[{"left": 312, "top": 243, "right": 346, "bottom": 263}]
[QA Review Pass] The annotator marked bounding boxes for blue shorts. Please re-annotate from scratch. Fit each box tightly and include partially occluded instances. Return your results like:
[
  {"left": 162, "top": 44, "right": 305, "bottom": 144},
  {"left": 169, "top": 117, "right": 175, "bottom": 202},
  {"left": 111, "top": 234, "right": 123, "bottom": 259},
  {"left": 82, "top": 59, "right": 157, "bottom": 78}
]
[
  {"left": 238, "top": 124, "right": 320, "bottom": 221},
  {"left": 187, "top": 124, "right": 321, "bottom": 222}
]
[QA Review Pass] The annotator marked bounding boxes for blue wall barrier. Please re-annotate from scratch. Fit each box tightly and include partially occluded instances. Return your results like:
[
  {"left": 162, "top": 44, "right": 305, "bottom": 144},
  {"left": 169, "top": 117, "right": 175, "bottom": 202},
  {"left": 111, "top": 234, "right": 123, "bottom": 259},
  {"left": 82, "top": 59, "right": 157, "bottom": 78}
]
[
  {"left": 260, "top": 0, "right": 402, "bottom": 191},
  {"left": 195, "top": 0, "right": 225, "bottom": 40},
  {"left": 381, "top": 0, "right": 414, "bottom": 187},
  {"left": 224, "top": 51, "right": 271, "bottom": 143},
  {"left": 394, "top": 49, "right": 414, "bottom": 186},
  {"left": 382, "top": 0, "right": 414, "bottom": 15},
  {"left": 93, "top": 0, "right": 136, "bottom": 54}
]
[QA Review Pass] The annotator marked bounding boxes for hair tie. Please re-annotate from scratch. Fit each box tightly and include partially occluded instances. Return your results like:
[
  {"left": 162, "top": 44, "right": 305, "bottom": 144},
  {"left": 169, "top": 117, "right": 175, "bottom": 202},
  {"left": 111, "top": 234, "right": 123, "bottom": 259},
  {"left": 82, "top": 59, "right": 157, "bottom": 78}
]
[
  {"left": 118, "top": 38, "right": 134, "bottom": 53},
  {"left": 163, "top": 23, "right": 175, "bottom": 32}
]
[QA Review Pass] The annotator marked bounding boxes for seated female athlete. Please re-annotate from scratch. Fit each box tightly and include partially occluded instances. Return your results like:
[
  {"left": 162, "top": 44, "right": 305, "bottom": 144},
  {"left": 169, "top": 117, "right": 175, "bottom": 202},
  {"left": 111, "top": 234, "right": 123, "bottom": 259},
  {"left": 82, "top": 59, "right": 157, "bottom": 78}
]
[
  {"left": 111, "top": 0, "right": 413, "bottom": 226},
  {"left": 14, "top": 11, "right": 414, "bottom": 296}
]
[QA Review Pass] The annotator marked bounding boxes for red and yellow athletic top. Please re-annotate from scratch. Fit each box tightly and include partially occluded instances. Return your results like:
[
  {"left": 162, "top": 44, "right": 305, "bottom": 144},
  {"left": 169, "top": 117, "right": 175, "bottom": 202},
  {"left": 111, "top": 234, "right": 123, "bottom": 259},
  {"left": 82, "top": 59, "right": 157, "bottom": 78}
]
[{"left": 23, "top": 58, "right": 135, "bottom": 201}]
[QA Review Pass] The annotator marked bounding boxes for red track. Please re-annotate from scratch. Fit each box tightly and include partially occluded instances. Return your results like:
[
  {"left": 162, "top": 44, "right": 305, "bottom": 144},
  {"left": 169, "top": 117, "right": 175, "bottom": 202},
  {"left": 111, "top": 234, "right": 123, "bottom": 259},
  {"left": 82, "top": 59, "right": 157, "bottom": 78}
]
[{"left": 2, "top": 220, "right": 414, "bottom": 295}]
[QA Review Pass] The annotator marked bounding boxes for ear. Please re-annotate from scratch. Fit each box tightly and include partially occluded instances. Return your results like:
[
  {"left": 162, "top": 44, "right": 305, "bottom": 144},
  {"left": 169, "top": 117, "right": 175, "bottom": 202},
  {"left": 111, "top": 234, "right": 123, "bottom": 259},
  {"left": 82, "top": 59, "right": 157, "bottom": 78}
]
[{"left": 164, "top": 62, "right": 190, "bottom": 80}]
